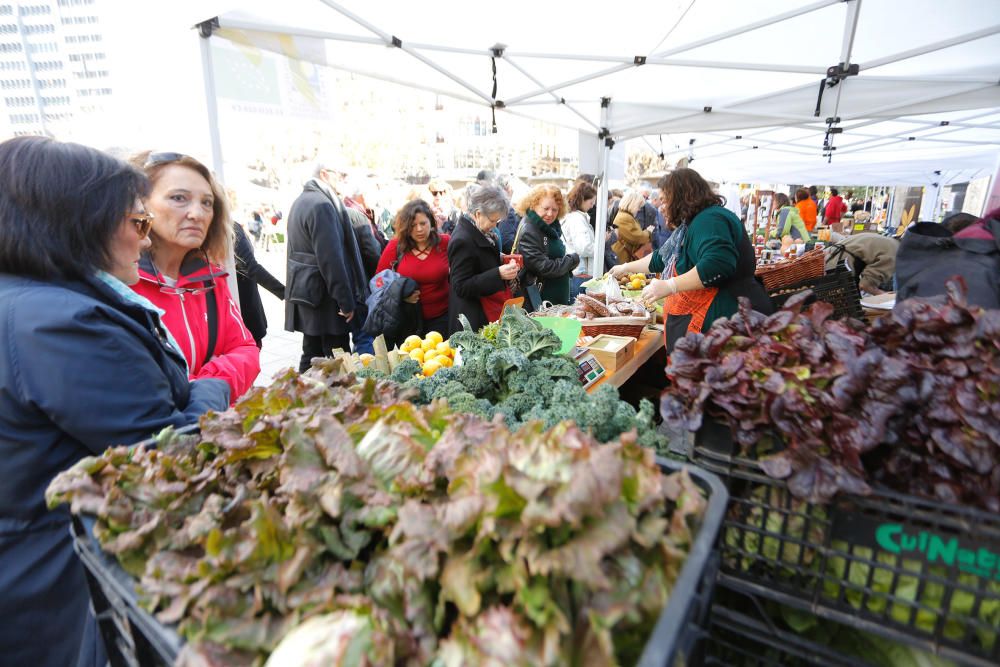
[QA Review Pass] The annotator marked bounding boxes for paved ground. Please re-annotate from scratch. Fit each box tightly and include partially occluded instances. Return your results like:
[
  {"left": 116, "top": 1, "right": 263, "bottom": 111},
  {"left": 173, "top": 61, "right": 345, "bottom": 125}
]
[{"left": 251, "top": 242, "right": 304, "bottom": 387}]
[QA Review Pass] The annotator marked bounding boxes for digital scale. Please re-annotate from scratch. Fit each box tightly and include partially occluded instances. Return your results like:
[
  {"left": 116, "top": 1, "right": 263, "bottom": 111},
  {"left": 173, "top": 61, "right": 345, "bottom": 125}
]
[{"left": 572, "top": 347, "right": 606, "bottom": 389}]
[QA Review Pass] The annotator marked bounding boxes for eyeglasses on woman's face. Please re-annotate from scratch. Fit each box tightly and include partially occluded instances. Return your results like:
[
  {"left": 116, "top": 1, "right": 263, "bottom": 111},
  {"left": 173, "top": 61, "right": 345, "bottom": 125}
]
[
  {"left": 430, "top": 189, "right": 446, "bottom": 197},
  {"left": 148, "top": 249, "right": 219, "bottom": 296}
]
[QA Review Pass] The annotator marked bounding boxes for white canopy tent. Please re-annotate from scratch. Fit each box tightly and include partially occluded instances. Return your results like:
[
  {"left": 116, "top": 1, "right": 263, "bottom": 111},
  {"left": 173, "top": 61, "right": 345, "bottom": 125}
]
[{"left": 191, "top": 0, "right": 1000, "bottom": 268}]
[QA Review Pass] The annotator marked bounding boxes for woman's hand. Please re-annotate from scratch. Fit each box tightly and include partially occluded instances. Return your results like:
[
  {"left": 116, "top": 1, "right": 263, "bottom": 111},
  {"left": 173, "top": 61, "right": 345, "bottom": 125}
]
[
  {"left": 404, "top": 289, "right": 421, "bottom": 304},
  {"left": 641, "top": 278, "right": 678, "bottom": 303},
  {"left": 609, "top": 264, "right": 630, "bottom": 279},
  {"left": 498, "top": 260, "right": 519, "bottom": 281}
]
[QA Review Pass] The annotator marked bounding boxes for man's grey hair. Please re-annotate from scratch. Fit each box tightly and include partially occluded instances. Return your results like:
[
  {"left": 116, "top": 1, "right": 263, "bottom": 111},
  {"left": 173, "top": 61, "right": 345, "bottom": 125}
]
[
  {"left": 313, "top": 155, "right": 347, "bottom": 179},
  {"left": 494, "top": 173, "right": 513, "bottom": 192},
  {"left": 468, "top": 184, "right": 509, "bottom": 217}
]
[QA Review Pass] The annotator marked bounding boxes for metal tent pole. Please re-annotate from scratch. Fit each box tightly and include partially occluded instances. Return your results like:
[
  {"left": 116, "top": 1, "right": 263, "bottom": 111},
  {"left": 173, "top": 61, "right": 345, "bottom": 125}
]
[
  {"left": 197, "top": 19, "right": 238, "bottom": 301},
  {"left": 593, "top": 99, "right": 612, "bottom": 278}
]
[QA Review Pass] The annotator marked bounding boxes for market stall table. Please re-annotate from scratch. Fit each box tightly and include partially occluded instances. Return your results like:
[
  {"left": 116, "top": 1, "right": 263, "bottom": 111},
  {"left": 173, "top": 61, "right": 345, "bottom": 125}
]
[{"left": 585, "top": 324, "right": 664, "bottom": 392}]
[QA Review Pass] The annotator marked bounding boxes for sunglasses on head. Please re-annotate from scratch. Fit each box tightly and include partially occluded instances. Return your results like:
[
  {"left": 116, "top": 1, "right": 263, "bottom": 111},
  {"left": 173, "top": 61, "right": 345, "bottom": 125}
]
[
  {"left": 130, "top": 213, "right": 153, "bottom": 239},
  {"left": 143, "top": 151, "right": 191, "bottom": 170}
]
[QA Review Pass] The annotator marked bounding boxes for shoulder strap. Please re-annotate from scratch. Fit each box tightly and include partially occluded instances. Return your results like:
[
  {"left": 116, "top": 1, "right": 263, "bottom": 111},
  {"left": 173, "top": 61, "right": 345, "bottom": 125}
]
[
  {"left": 204, "top": 287, "right": 218, "bottom": 367},
  {"left": 511, "top": 221, "right": 526, "bottom": 253},
  {"left": 391, "top": 241, "right": 403, "bottom": 271}
]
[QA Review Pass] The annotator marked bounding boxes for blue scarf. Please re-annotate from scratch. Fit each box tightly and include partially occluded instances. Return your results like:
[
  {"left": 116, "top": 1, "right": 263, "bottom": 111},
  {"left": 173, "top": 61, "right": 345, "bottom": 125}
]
[{"left": 657, "top": 222, "right": 687, "bottom": 276}]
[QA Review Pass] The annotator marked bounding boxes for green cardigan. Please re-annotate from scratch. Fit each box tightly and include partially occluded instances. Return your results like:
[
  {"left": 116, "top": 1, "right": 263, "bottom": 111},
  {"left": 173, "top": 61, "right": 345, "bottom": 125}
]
[{"left": 650, "top": 205, "right": 747, "bottom": 331}]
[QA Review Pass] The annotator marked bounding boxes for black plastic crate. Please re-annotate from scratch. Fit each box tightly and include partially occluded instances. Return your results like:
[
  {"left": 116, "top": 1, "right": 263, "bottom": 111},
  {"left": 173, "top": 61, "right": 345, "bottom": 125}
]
[
  {"left": 691, "top": 420, "right": 1000, "bottom": 667},
  {"left": 706, "top": 584, "right": 885, "bottom": 667},
  {"left": 69, "top": 429, "right": 728, "bottom": 667},
  {"left": 72, "top": 515, "right": 180, "bottom": 667},
  {"left": 767, "top": 265, "right": 863, "bottom": 320}
]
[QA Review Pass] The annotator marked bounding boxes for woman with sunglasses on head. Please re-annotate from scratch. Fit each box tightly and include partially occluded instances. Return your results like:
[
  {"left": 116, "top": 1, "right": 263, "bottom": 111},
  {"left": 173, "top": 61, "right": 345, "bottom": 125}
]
[
  {"left": 130, "top": 151, "right": 260, "bottom": 402},
  {"left": 377, "top": 199, "right": 451, "bottom": 337},
  {"left": 0, "top": 137, "right": 230, "bottom": 666}
]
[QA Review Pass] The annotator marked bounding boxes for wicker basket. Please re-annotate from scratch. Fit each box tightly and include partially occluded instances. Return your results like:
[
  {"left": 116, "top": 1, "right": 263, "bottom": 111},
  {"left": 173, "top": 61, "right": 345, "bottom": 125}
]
[
  {"left": 755, "top": 248, "right": 825, "bottom": 291},
  {"left": 580, "top": 314, "right": 652, "bottom": 339}
]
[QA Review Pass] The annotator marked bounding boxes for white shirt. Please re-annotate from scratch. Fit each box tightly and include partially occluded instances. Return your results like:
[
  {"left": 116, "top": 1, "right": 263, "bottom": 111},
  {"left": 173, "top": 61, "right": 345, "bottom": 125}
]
[{"left": 562, "top": 210, "right": 596, "bottom": 277}]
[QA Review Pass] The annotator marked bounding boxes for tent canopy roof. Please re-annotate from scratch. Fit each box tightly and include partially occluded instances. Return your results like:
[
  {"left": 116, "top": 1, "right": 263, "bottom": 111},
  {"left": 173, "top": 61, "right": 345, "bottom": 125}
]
[{"left": 196, "top": 0, "right": 1000, "bottom": 183}]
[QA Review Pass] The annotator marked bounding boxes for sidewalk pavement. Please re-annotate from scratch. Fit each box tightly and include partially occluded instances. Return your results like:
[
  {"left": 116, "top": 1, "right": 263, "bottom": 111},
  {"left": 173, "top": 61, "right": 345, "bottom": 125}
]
[{"left": 252, "top": 244, "right": 303, "bottom": 387}]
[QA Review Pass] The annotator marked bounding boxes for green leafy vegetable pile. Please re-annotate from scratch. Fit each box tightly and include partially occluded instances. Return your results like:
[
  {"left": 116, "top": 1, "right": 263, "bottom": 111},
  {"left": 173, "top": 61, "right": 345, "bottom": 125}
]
[
  {"left": 47, "top": 360, "right": 706, "bottom": 666},
  {"left": 359, "top": 307, "right": 665, "bottom": 453}
]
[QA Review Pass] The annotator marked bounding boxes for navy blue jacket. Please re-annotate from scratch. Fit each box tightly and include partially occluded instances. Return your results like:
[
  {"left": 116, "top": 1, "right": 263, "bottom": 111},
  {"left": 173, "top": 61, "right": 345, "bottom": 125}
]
[
  {"left": 0, "top": 272, "right": 229, "bottom": 667},
  {"left": 497, "top": 206, "right": 520, "bottom": 255}
]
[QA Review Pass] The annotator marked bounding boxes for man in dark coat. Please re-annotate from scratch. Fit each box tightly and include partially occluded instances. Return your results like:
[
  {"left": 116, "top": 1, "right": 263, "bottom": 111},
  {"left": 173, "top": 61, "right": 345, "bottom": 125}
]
[
  {"left": 345, "top": 207, "right": 382, "bottom": 280},
  {"left": 234, "top": 222, "right": 285, "bottom": 348},
  {"left": 285, "top": 161, "right": 370, "bottom": 372}
]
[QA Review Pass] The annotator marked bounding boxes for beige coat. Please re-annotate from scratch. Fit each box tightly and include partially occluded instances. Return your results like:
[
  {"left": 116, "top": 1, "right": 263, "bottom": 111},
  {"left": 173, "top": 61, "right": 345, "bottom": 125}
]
[{"left": 611, "top": 210, "right": 651, "bottom": 262}]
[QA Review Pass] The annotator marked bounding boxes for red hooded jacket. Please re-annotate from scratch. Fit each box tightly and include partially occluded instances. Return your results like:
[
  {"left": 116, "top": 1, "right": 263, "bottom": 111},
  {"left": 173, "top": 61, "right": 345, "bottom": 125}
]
[{"left": 133, "top": 252, "right": 260, "bottom": 402}]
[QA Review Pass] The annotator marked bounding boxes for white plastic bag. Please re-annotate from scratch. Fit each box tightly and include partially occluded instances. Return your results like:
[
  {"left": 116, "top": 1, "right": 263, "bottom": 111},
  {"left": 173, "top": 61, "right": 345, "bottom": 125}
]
[{"left": 604, "top": 276, "right": 624, "bottom": 301}]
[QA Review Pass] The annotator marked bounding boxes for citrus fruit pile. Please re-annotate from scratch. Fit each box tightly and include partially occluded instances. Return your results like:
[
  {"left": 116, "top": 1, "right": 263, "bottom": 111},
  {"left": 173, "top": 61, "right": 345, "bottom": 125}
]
[
  {"left": 400, "top": 332, "right": 454, "bottom": 376},
  {"left": 620, "top": 273, "right": 649, "bottom": 290}
]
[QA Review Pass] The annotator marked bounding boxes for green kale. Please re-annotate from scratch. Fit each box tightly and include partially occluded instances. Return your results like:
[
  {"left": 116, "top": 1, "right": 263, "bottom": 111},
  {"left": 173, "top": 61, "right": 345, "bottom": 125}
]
[
  {"left": 485, "top": 347, "right": 530, "bottom": 387},
  {"left": 444, "top": 393, "right": 496, "bottom": 420},
  {"left": 388, "top": 358, "right": 422, "bottom": 384},
  {"left": 354, "top": 366, "right": 387, "bottom": 380},
  {"left": 494, "top": 307, "right": 562, "bottom": 359}
]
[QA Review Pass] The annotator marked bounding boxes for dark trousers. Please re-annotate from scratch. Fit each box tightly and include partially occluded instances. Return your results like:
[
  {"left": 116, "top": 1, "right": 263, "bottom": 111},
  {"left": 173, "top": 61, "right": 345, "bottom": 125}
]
[
  {"left": 299, "top": 332, "right": 350, "bottom": 373},
  {"left": 420, "top": 313, "right": 449, "bottom": 338}
]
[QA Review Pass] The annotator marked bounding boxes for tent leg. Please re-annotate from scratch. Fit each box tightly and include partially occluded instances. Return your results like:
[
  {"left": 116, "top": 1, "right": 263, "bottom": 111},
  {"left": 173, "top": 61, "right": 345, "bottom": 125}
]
[
  {"left": 198, "top": 24, "right": 238, "bottom": 302},
  {"left": 593, "top": 101, "right": 612, "bottom": 280}
]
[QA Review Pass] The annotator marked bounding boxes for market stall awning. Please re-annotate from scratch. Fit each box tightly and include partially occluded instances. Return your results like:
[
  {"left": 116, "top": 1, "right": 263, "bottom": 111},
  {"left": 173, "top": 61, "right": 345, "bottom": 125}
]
[{"left": 190, "top": 0, "right": 1000, "bottom": 183}]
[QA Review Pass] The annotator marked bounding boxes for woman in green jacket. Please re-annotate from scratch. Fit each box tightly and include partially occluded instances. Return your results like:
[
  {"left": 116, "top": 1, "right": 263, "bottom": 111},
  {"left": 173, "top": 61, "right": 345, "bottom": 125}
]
[
  {"left": 610, "top": 169, "right": 773, "bottom": 352},
  {"left": 771, "top": 192, "right": 810, "bottom": 241}
]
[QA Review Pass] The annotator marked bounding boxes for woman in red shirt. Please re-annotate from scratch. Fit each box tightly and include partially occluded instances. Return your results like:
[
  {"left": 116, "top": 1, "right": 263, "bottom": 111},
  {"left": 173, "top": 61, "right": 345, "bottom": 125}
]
[{"left": 377, "top": 199, "right": 450, "bottom": 336}]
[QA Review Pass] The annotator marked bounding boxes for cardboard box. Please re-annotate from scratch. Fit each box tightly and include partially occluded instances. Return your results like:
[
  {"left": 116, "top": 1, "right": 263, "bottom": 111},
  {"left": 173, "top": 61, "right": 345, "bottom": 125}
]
[{"left": 582, "top": 334, "right": 636, "bottom": 371}]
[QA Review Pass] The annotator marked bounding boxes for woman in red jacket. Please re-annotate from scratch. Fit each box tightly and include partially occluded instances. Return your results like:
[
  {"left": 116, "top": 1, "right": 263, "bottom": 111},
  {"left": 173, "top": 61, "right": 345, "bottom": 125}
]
[
  {"left": 377, "top": 199, "right": 450, "bottom": 337},
  {"left": 131, "top": 151, "right": 260, "bottom": 401}
]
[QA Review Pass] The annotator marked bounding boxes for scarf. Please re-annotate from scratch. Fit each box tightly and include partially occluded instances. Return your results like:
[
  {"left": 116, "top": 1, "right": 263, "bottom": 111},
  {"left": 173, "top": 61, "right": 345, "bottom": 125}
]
[
  {"left": 527, "top": 209, "right": 566, "bottom": 259},
  {"left": 657, "top": 221, "right": 687, "bottom": 276}
]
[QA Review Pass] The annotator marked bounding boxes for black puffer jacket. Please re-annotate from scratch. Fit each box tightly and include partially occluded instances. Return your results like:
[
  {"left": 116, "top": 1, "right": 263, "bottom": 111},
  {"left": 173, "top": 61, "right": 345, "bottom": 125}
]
[{"left": 896, "top": 218, "right": 1000, "bottom": 308}]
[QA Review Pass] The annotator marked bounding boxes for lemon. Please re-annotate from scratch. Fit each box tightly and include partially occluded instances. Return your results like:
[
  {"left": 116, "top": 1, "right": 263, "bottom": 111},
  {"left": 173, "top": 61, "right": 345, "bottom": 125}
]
[
  {"left": 358, "top": 353, "right": 375, "bottom": 367},
  {"left": 425, "top": 331, "right": 444, "bottom": 345},
  {"left": 422, "top": 359, "right": 441, "bottom": 377},
  {"left": 435, "top": 341, "right": 451, "bottom": 356},
  {"left": 630, "top": 278, "right": 644, "bottom": 290},
  {"left": 435, "top": 355, "right": 453, "bottom": 368},
  {"left": 421, "top": 339, "right": 436, "bottom": 352},
  {"left": 409, "top": 348, "right": 425, "bottom": 363},
  {"left": 404, "top": 334, "right": 422, "bottom": 349}
]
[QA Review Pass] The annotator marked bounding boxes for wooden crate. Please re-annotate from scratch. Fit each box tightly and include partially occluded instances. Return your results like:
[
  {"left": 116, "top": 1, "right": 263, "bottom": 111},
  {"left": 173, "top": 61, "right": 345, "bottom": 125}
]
[{"left": 581, "top": 334, "right": 637, "bottom": 371}]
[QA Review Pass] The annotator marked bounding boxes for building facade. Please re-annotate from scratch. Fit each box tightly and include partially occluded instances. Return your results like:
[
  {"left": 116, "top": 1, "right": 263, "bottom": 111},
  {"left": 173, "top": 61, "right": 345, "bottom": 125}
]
[{"left": 0, "top": 0, "right": 110, "bottom": 138}]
